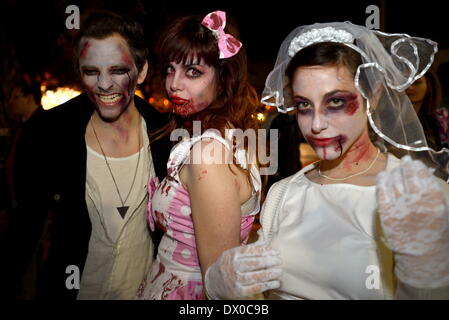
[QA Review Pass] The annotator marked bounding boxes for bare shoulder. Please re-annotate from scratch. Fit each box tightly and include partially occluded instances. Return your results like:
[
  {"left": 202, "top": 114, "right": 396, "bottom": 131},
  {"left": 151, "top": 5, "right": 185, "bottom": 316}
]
[
  {"left": 180, "top": 138, "right": 249, "bottom": 194},
  {"left": 189, "top": 138, "right": 233, "bottom": 164}
]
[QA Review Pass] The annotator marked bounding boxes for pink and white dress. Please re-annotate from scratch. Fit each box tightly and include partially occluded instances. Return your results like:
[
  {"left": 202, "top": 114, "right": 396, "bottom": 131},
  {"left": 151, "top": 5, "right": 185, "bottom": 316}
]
[{"left": 135, "top": 130, "right": 261, "bottom": 300}]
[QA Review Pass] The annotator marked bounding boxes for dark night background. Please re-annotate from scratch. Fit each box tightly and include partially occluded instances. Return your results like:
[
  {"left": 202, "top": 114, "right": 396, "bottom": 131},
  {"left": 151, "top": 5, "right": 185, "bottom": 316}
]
[{"left": 2, "top": 0, "right": 449, "bottom": 97}]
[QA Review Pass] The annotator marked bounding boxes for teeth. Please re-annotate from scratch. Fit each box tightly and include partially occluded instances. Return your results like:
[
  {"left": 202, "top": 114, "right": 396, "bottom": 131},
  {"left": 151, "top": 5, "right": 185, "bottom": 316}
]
[{"left": 98, "top": 94, "right": 121, "bottom": 103}]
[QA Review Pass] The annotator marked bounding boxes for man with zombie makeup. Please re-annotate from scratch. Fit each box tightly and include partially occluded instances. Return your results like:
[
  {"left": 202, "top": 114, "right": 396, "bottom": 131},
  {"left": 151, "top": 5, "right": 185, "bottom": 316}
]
[{"left": 0, "top": 11, "right": 170, "bottom": 300}]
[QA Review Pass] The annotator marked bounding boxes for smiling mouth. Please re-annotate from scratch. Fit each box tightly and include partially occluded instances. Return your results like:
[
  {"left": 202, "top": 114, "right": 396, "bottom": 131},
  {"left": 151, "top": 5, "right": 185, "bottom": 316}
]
[{"left": 97, "top": 93, "right": 122, "bottom": 104}]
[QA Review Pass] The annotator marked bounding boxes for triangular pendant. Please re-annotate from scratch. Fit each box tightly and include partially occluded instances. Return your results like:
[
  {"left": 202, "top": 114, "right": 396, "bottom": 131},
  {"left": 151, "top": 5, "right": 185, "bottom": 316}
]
[{"left": 117, "top": 206, "right": 129, "bottom": 219}]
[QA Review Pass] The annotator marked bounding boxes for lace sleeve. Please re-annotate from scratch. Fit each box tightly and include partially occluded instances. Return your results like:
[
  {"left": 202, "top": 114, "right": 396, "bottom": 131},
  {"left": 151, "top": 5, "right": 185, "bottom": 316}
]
[
  {"left": 376, "top": 155, "right": 449, "bottom": 292},
  {"left": 396, "top": 281, "right": 449, "bottom": 300}
]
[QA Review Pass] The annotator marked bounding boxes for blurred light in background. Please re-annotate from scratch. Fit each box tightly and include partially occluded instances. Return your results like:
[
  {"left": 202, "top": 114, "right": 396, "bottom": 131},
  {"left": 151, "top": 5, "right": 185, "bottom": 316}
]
[
  {"left": 256, "top": 112, "right": 265, "bottom": 122},
  {"left": 147, "top": 95, "right": 172, "bottom": 113},
  {"left": 41, "top": 87, "right": 148, "bottom": 110},
  {"left": 135, "top": 89, "right": 145, "bottom": 99},
  {"left": 41, "top": 86, "right": 81, "bottom": 110}
]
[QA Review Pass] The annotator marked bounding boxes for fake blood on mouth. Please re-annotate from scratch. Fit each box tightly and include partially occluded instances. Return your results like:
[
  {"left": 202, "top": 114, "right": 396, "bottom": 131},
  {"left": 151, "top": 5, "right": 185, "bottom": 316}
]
[{"left": 308, "top": 135, "right": 348, "bottom": 160}]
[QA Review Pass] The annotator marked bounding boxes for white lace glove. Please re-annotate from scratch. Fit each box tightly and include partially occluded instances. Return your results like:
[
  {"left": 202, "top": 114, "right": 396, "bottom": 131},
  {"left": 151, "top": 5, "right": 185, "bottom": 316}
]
[
  {"left": 376, "top": 155, "right": 449, "bottom": 289},
  {"left": 204, "top": 241, "right": 283, "bottom": 299}
]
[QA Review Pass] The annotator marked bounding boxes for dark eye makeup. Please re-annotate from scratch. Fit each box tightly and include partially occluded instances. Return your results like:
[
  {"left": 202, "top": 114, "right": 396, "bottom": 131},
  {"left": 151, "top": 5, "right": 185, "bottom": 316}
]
[
  {"left": 110, "top": 68, "right": 130, "bottom": 75},
  {"left": 294, "top": 92, "right": 358, "bottom": 115}
]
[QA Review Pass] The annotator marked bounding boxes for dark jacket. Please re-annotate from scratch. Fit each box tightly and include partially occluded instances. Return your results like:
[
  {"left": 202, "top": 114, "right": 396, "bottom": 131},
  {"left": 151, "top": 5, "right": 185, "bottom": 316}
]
[{"left": 0, "top": 93, "right": 171, "bottom": 299}]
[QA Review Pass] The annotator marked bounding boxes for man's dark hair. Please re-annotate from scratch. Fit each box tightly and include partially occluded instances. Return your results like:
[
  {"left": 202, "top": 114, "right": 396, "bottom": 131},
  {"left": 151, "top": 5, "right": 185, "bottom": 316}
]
[{"left": 74, "top": 10, "right": 148, "bottom": 72}]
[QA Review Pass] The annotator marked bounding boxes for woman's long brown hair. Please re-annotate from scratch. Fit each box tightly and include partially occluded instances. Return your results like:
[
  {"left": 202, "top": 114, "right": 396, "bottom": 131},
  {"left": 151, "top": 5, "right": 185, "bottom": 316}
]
[{"left": 150, "top": 12, "right": 261, "bottom": 181}]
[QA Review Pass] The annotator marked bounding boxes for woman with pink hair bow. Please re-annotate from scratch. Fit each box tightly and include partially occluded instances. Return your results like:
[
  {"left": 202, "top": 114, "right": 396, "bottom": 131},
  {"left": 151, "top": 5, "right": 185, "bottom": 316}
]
[{"left": 134, "top": 10, "right": 267, "bottom": 300}]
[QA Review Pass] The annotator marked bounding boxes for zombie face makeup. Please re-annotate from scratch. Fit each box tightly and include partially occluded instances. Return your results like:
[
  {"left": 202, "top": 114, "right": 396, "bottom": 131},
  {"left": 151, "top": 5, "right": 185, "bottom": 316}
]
[
  {"left": 292, "top": 65, "right": 368, "bottom": 161},
  {"left": 78, "top": 34, "right": 147, "bottom": 122},
  {"left": 165, "top": 58, "right": 217, "bottom": 117}
]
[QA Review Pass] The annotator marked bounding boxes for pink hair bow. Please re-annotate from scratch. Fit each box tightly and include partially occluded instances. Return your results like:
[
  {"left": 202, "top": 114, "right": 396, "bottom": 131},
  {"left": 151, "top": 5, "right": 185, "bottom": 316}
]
[{"left": 201, "top": 10, "right": 242, "bottom": 59}]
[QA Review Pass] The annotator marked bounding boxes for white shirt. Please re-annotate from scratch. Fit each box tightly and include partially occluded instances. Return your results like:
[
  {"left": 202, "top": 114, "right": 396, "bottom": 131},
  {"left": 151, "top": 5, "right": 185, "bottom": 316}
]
[
  {"left": 261, "top": 153, "right": 401, "bottom": 300},
  {"left": 86, "top": 144, "right": 144, "bottom": 242},
  {"left": 79, "top": 119, "right": 156, "bottom": 299}
]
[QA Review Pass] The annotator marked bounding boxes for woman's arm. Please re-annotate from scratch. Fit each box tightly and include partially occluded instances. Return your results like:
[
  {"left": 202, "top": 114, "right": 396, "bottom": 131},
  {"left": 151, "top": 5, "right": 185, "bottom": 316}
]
[
  {"left": 182, "top": 139, "right": 245, "bottom": 278},
  {"left": 182, "top": 139, "right": 282, "bottom": 299}
]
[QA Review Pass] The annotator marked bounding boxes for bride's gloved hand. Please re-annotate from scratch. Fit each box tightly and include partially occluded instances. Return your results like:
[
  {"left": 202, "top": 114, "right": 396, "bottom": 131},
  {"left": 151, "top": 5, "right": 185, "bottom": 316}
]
[
  {"left": 376, "top": 155, "right": 449, "bottom": 289},
  {"left": 204, "top": 240, "right": 283, "bottom": 299}
]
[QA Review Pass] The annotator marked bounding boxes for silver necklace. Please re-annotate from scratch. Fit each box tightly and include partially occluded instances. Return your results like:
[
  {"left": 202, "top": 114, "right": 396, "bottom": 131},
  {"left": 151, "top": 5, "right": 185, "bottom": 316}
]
[
  {"left": 90, "top": 115, "right": 141, "bottom": 218},
  {"left": 318, "top": 148, "right": 380, "bottom": 181}
]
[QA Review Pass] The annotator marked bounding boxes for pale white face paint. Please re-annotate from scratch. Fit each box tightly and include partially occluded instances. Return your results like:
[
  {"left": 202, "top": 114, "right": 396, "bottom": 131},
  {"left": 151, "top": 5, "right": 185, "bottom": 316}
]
[
  {"left": 292, "top": 64, "right": 368, "bottom": 161},
  {"left": 165, "top": 58, "right": 217, "bottom": 117},
  {"left": 79, "top": 34, "right": 146, "bottom": 122}
]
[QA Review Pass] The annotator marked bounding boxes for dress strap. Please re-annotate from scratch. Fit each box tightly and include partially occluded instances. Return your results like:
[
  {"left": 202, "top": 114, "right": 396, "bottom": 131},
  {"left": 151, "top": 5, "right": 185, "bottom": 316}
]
[
  {"left": 166, "top": 128, "right": 262, "bottom": 216},
  {"left": 167, "top": 129, "right": 262, "bottom": 213},
  {"left": 167, "top": 129, "right": 259, "bottom": 183},
  {"left": 167, "top": 130, "right": 230, "bottom": 177}
]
